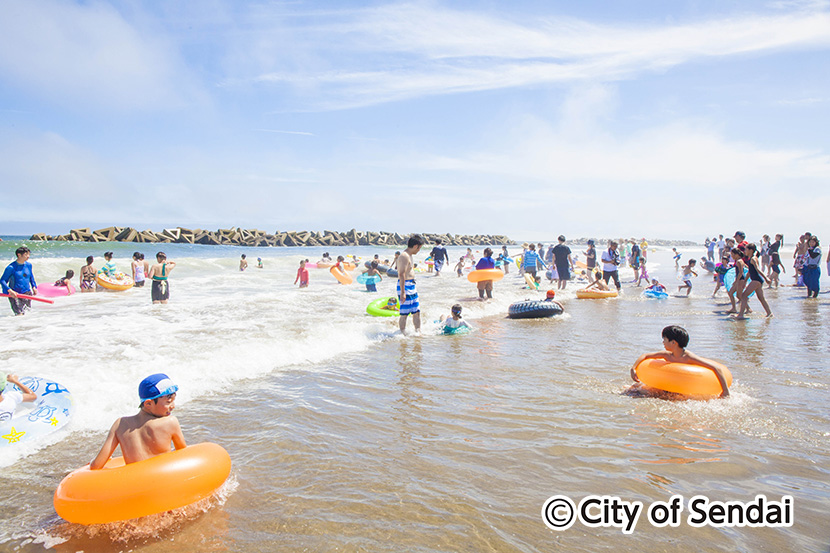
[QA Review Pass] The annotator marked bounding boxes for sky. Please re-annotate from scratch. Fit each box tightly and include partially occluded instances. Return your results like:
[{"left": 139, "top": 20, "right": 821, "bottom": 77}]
[{"left": 1, "top": 0, "right": 829, "bottom": 242}]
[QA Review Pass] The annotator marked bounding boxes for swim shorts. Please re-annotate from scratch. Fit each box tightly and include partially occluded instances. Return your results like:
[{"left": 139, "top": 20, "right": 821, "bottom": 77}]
[
  {"left": 397, "top": 279, "right": 419, "bottom": 315},
  {"left": 151, "top": 280, "right": 169, "bottom": 302}
]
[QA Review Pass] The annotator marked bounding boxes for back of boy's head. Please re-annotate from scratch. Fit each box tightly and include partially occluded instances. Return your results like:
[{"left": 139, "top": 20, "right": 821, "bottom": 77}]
[
  {"left": 66, "top": 269, "right": 75, "bottom": 278},
  {"left": 661, "top": 325, "right": 689, "bottom": 348},
  {"left": 337, "top": 255, "right": 344, "bottom": 261},
  {"left": 408, "top": 234, "right": 425, "bottom": 248},
  {"left": 371, "top": 260, "right": 378, "bottom": 268}
]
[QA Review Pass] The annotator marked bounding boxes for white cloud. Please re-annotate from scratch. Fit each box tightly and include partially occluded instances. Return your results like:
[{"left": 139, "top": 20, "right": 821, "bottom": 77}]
[
  {"left": 238, "top": 2, "right": 830, "bottom": 110},
  {"left": 0, "top": 0, "right": 202, "bottom": 110}
]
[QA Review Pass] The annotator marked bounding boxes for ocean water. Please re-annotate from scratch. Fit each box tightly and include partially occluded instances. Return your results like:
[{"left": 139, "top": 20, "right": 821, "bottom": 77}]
[{"left": 0, "top": 239, "right": 828, "bottom": 552}]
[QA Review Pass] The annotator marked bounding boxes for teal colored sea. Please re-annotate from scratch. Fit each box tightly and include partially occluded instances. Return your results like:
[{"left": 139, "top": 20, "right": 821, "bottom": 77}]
[{"left": 0, "top": 237, "right": 828, "bottom": 552}]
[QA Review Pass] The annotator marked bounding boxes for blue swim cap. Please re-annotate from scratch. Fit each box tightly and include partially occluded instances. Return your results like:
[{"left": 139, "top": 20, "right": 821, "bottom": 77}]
[{"left": 138, "top": 373, "right": 178, "bottom": 401}]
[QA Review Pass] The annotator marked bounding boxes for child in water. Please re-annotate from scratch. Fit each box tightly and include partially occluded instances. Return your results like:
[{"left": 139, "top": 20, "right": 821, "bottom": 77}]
[
  {"left": 54, "top": 270, "right": 75, "bottom": 294},
  {"left": 645, "top": 279, "right": 666, "bottom": 293},
  {"left": 630, "top": 325, "right": 730, "bottom": 398},
  {"left": 678, "top": 259, "right": 697, "bottom": 296},
  {"left": 240, "top": 254, "right": 248, "bottom": 272},
  {"left": 454, "top": 256, "right": 465, "bottom": 277},
  {"left": 381, "top": 297, "right": 399, "bottom": 311},
  {"left": 439, "top": 304, "right": 472, "bottom": 334},
  {"left": 672, "top": 248, "right": 681, "bottom": 270},
  {"left": 257, "top": 257, "right": 263, "bottom": 269},
  {"left": 365, "top": 261, "right": 382, "bottom": 292},
  {"left": 294, "top": 260, "right": 309, "bottom": 288},
  {"left": 90, "top": 373, "right": 186, "bottom": 469}
]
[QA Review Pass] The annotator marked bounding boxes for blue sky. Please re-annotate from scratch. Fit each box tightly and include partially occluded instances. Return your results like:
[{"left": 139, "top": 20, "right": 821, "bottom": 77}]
[{"left": 1, "top": 0, "right": 829, "bottom": 241}]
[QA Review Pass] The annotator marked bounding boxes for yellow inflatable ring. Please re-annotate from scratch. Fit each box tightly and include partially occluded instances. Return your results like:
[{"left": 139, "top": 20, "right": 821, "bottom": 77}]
[
  {"left": 634, "top": 358, "right": 732, "bottom": 396},
  {"left": 467, "top": 269, "right": 505, "bottom": 283},
  {"left": 54, "top": 442, "right": 231, "bottom": 525},
  {"left": 576, "top": 289, "right": 618, "bottom": 299},
  {"left": 96, "top": 272, "right": 134, "bottom": 291}
]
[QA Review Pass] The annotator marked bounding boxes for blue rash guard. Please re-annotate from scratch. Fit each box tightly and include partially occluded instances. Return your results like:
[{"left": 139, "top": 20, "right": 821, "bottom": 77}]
[
  {"left": 1, "top": 261, "right": 37, "bottom": 294},
  {"left": 475, "top": 256, "right": 496, "bottom": 270}
]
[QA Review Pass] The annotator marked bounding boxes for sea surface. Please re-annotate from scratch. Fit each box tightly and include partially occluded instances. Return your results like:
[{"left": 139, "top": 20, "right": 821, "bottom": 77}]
[{"left": 0, "top": 238, "right": 828, "bottom": 552}]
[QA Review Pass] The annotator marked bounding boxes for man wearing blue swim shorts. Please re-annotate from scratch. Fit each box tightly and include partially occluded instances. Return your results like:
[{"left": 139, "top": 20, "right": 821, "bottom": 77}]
[{"left": 397, "top": 234, "right": 424, "bottom": 335}]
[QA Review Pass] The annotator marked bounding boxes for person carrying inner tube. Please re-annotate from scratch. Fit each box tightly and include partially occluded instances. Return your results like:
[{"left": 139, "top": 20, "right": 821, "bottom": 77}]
[{"left": 475, "top": 248, "right": 496, "bottom": 300}]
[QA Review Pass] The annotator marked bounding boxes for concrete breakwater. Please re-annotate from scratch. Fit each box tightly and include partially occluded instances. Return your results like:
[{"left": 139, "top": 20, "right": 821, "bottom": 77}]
[{"left": 28, "top": 227, "right": 514, "bottom": 248}]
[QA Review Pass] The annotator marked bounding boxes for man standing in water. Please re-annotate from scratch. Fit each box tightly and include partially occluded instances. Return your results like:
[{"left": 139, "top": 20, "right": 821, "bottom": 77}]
[
  {"left": 1, "top": 247, "right": 38, "bottom": 316},
  {"left": 430, "top": 239, "right": 449, "bottom": 276},
  {"left": 397, "top": 234, "right": 424, "bottom": 335}
]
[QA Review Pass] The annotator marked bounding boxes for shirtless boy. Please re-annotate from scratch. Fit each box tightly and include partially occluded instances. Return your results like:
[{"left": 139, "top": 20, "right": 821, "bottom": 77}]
[
  {"left": 396, "top": 234, "right": 424, "bottom": 335},
  {"left": 90, "top": 373, "right": 185, "bottom": 469},
  {"left": 630, "top": 325, "right": 730, "bottom": 398}
]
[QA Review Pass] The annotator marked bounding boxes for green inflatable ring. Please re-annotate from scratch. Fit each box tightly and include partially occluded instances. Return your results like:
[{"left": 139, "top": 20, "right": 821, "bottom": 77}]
[{"left": 366, "top": 297, "right": 399, "bottom": 317}]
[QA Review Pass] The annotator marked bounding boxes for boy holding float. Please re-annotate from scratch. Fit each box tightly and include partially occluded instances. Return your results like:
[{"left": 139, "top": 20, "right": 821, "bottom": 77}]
[
  {"left": 90, "top": 373, "right": 186, "bottom": 470},
  {"left": 630, "top": 325, "right": 730, "bottom": 398}
]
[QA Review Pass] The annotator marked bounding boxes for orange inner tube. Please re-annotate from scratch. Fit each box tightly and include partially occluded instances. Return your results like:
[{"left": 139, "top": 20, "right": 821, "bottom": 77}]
[
  {"left": 467, "top": 269, "right": 505, "bottom": 283},
  {"left": 54, "top": 442, "right": 231, "bottom": 525},
  {"left": 635, "top": 358, "right": 732, "bottom": 396},
  {"left": 330, "top": 265, "right": 353, "bottom": 285}
]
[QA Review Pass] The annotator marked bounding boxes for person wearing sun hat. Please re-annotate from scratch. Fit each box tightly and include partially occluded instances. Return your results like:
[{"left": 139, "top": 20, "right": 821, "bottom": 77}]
[
  {"left": 0, "top": 372, "right": 37, "bottom": 423},
  {"left": 90, "top": 373, "right": 186, "bottom": 470}
]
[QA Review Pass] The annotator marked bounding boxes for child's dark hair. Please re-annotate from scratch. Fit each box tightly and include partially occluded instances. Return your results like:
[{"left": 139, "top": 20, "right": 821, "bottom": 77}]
[
  {"left": 451, "top": 304, "right": 462, "bottom": 316},
  {"left": 661, "top": 325, "right": 689, "bottom": 348},
  {"left": 744, "top": 243, "right": 759, "bottom": 257},
  {"left": 337, "top": 255, "right": 345, "bottom": 262},
  {"left": 408, "top": 234, "right": 425, "bottom": 248},
  {"left": 371, "top": 260, "right": 379, "bottom": 268},
  {"left": 65, "top": 269, "right": 75, "bottom": 278},
  {"left": 139, "top": 397, "right": 160, "bottom": 409}
]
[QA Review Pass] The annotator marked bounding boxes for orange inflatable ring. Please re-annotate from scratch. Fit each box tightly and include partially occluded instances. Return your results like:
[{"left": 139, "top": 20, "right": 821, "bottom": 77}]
[
  {"left": 634, "top": 358, "right": 732, "bottom": 396},
  {"left": 576, "top": 289, "right": 618, "bottom": 299},
  {"left": 54, "top": 442, "right": 231, "bottom": 525},
  {"left": 467, "top": 269, "right": 505, "bottom": 283},
  {"left": 330, "top": 265, "right": 353, "bottom": 285},
  {"left": 96, "top": 272, "right": 134, "bottom": 291}
]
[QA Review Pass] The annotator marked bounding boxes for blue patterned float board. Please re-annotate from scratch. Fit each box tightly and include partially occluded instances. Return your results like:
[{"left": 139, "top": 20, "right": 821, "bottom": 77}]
[{"left": 1, "top": 376, "right": 74, "bottom": 447}]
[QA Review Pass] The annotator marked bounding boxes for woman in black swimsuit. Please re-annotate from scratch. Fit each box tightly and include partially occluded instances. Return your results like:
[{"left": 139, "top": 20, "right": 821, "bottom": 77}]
[{"left": 737, "top": 244, "right": 773, "bottom": 319}]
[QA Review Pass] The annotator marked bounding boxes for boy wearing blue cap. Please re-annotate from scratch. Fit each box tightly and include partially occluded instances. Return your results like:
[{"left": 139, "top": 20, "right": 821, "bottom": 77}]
[{"left": 90, "top": 373, "right": 186, "bottom": 470}]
